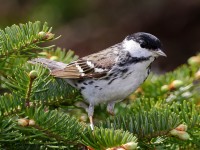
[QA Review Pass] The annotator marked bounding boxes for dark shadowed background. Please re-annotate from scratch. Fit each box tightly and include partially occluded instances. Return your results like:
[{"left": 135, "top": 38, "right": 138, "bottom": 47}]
[{"left": 0, "top": 0, "right": 200, "bottom": 72}]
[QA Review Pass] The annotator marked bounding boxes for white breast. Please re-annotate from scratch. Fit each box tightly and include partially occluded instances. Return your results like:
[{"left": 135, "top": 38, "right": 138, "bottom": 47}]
[{"left": 80, "top": 59, "right": 153, "bottom": 105}]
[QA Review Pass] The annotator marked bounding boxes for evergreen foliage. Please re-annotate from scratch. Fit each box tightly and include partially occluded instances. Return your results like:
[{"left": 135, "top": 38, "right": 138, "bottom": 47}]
[{"left": 0, "top": 21, "right": 199, "bottom": 149}]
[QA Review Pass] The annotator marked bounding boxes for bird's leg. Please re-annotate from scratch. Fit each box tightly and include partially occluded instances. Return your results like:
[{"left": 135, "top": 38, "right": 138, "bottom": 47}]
[
  {"left": 88, "top": 103, "right": 94, "bottom": 130},
  {"left": 107, "top": 102, "right": 115, "bottom": 116},
  {"left": 75, "top": 102, "right": 94, "bottom": 130}
]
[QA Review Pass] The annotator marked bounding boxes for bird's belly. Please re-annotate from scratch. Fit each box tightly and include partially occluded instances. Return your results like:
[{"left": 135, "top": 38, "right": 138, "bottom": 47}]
[{"left": 80, "top": 68, "right": 149, "bottom": 105}]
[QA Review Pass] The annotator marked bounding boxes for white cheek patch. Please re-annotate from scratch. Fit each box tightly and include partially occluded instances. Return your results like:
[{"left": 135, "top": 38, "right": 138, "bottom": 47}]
[
  {"left": 123, "top": 39, "right": 152, "bottom": 57},
  {"left": 123, "top": 39, "right": 139, "bottom": 51}
]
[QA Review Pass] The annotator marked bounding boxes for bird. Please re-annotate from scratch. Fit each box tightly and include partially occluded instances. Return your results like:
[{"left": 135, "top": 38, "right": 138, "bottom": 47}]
[{"left": 29, "top": 32, "right": 166, "bottom": 130}]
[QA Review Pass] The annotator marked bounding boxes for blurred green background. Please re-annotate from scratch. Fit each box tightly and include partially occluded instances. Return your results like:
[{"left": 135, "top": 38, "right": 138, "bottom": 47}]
[{"left": 1, "top": 0, "right": 200, "bottom": 71}]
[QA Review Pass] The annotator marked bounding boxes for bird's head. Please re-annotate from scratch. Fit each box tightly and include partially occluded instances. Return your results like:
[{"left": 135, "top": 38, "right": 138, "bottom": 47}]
[{"left": 123, "top": 32, "right": 166, "bottom": 58}]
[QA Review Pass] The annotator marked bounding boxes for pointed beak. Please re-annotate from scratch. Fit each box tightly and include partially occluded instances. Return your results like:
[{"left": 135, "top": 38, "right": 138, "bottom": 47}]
[{"left": 155, "top": 49, "right": 167, "bottom": 57}]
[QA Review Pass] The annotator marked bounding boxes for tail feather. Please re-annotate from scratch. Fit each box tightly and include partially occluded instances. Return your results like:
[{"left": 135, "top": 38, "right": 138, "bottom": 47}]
[{"left": 28, "top": 58, "right": 67, "bottom": 71}]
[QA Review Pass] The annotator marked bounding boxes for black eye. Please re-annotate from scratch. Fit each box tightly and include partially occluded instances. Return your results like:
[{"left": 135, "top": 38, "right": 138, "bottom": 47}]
[{"left": 140, "top": 40, "right": 147, "bottom": 48}]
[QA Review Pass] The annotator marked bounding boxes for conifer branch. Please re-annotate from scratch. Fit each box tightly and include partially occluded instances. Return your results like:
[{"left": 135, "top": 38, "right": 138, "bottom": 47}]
[
  {"left": 81, "top": 127, "right": 137, "bottom": 149},
  {"left": 13, "top": 107, "right": 84, "bottom": 145},
  {"left": 0, "top": 94, "right": 23, "bottom": 116},
  {"left": 99, "top": 107, "right": 180, "bottom": 140},
  {"left": 0, "top": 21, "right": 59, "bottom": 59}
]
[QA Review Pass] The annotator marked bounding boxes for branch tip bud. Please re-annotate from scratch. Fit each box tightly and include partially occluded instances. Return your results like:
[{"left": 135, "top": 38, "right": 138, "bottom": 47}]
[{"left": 29, "top": 70, "right": 38, "bottom": 79}]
